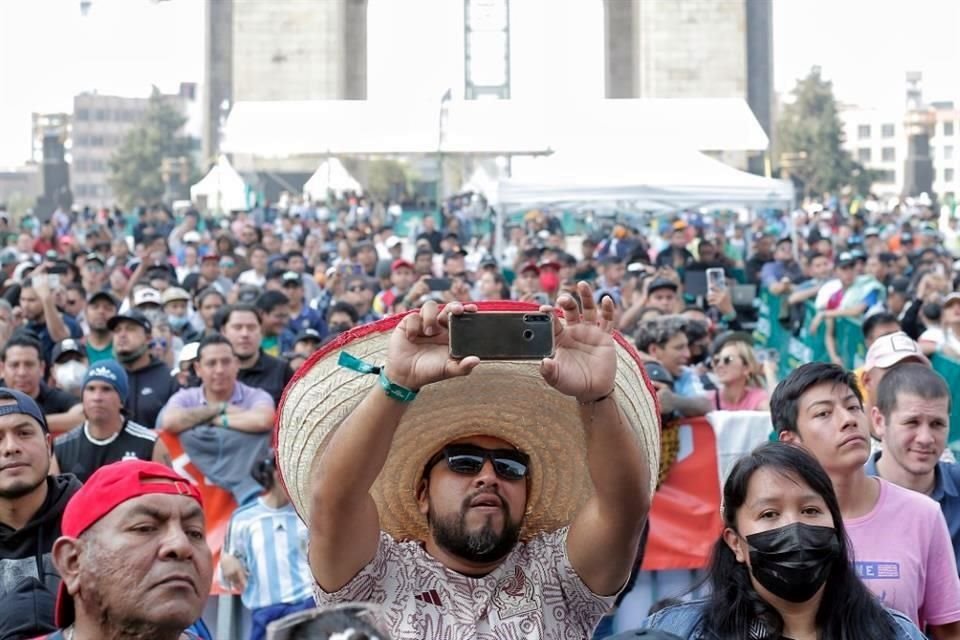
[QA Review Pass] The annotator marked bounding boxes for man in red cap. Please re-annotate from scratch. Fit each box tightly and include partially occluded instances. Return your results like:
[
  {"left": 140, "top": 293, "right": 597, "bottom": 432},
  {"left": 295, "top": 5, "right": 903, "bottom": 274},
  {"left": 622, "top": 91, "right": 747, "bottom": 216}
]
[
  {"left": 44, "top": 460, "right": 213, "bottom": 640},
  {"left": 372, "top": 259, "right": 416, "bottom": 315}
]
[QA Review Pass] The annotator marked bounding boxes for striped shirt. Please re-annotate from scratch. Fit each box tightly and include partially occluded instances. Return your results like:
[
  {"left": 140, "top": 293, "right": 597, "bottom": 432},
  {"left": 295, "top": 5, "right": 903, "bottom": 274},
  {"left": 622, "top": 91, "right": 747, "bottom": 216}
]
[
  {"left": 54, "top": 419, "right": 157, "bottom": 483},
  {"left": 222, "top": 499, "right": 314, "bottom": 610}
]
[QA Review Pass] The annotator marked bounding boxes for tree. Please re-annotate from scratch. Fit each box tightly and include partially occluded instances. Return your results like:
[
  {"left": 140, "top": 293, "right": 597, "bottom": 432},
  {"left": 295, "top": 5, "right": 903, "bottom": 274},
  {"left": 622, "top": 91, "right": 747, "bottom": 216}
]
[
  {"left": 108, "top": 89, "right": 195, "bottom": 208},
  {"left": 365, "top": 158, "right": 410, "bottom": 203},
  {"left": 776, "top": 67, "right": 872, "bottom": 198}
]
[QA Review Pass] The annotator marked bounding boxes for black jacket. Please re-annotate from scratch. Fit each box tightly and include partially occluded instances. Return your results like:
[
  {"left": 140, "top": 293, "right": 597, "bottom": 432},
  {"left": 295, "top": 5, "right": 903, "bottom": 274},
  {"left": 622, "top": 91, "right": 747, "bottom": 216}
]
[
  {"left": 125, "top": 358, "right": 179, "bottom": 429},
  {"left": 239, "top": 351, "right": 294, "bottom": 406},
  {"left": 0, "top": 475, "right": 82, "bottom": 599}
]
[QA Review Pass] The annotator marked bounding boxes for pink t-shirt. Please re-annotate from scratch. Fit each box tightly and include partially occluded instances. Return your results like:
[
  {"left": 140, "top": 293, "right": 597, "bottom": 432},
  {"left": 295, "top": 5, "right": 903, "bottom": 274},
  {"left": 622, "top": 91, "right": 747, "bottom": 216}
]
[
  {"left": 845, "top": 478, "right": 960, "bottom": 628},
  {"left": 707, "top": 386, "right": 768, "bottom": 411}
]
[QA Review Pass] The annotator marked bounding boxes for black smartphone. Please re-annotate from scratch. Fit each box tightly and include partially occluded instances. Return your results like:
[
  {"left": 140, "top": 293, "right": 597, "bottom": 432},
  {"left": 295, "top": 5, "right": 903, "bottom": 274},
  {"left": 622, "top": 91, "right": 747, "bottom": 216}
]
[
  {"left": 425, "top": 277, "right": 452, "bottom": 291},
  {"left": 449, "top": 312, "right": 555, "bottom": 360}
]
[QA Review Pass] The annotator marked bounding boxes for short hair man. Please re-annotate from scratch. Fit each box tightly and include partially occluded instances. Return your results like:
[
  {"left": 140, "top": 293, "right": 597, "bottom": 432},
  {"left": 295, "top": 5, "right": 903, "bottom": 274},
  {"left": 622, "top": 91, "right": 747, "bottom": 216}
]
[
  {"left": 861, "top": 311, "right": 902, "bottom": 348},
  {"left": 326, "top": 302, "right": 359, "bottom": 337},
  {"left": 49, "top": 338, "right": 88, "bottom": 398},
  {"left": 159, "top": 334, "right": 275, "bottom": 504},
  {"left": 635, "top": 317, "right": 712, "bottom": 418},
  {"left": 645, "top": 278, "right": 679, "bottom": 314},
  {"left": 255, "top": 291, "right": 293, "bottom": 358},
  {"left": 83, "top": 290, "right": 118, "bottom": 364},
  {"left": 162, "top": 287, "right": 200, "bottom": 343},
  {"left": 772, "top": 362, "right": 960, "bottom": 630},
  {"left": 54, "top": 360, "right": 170, "bottom": 483},
  {"left": 0, "top": 335, "right": 82, "bottom": 433},
  {"left": 860, "top": 331, "right": 929, "bottom": 418},
  {"left": 47, "top": 460, "right": 212, "bottom": 640},
  {"left": 373, "top": 259, "right": 416, "bottom": 315},
  {"left": 339, "top": 276, "right": 379, "bottom": 324},
  {"left": 19, "top": 276, "right": 83, "bottom": 362},
  {"left": 281, "top": 271, "right": 327, "bottom": 342},
  {"left": 219, "top": 304, "right": 294, "bottom": 406},
  {"left": 0, "top": 389, "right": 81, "bottom": 606},
  {"left": 279, "top": 288, "right": 658, "bottom": 639},
  {"left": 107, "top": 310, "right": 179, "bottom": 429},
  {"left": 867, "top": 362, "right": 960, "bottom": 575}
]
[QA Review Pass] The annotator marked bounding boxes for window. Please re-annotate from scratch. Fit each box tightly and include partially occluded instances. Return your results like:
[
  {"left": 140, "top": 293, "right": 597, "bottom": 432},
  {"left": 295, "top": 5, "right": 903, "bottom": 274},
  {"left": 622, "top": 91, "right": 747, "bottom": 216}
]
[
  {"left": 94, "top": 109, "right": 108, "bottom": 121},
  {"left": 945, "top": 122, "right": 955, "bottom": 137},
  {"left": 75, "top": 109, "right": 89, "bottom": 121},
  {"left": 875, "top": 170, "right": 896, "bottom": 183},
  {"left": 881, "top": 147, "right": 896, "bottom": 162},
  {"left": 881, "top": 124, "right": 895, "bottom": 138},
  {"left": 858, "top": 148, "right": 872, "bottom": 162},
  {"left": 947, "top": 169, "right": 956, "bottom": 183},
  {"left": 858, "top": 125, "right": 871, "bottom": 139},
  {"left": 946, "top": 146, "right": 954, "bottom": 161}
]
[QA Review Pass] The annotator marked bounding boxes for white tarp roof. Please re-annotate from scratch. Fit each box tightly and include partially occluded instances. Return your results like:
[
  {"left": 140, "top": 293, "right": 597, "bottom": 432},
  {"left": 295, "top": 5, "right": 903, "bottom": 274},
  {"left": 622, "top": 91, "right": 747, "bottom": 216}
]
[
  {"left": 495, "top": 147, "right": 794, "bottom": 211},
  {"left": 221, "top": 98, "right": 769, "bottom": 157},
  {"left": 190, "top": 155, "right": 248, "bottom": 212},
  {"left": 303, "top": 158, "right": 362, "bottom": 200}
]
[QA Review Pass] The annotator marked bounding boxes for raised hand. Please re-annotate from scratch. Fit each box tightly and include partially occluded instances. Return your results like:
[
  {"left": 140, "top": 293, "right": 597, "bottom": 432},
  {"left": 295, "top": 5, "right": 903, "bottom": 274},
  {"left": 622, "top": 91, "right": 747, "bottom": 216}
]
[
  {"left": 383, "top": 300, "right": 479, "bottom": 391},
  {"left": 540, "top": 282, "right": 617, "bottom": 403}
]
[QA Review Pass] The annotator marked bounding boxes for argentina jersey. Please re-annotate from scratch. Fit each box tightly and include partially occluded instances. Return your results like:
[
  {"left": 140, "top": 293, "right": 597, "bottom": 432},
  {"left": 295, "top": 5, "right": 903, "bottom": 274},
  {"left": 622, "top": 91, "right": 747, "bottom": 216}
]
[{"left": 222, "top": 499, "right": 314, "bottom": 610}]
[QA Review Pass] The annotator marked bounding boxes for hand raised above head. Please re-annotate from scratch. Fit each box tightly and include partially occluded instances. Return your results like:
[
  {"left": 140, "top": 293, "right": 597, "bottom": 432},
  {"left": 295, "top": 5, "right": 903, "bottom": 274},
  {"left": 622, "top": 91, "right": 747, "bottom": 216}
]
[
  {"left": 539, "top": 282, "right": 617, "bottom": 403},
  {"left": 384, "top": 300, "right": 479, "bottom": 391}
]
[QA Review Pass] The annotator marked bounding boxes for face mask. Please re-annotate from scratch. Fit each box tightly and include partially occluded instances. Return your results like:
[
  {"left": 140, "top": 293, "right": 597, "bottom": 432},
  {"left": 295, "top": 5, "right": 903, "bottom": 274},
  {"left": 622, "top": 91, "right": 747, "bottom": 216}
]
[
  {"left": 745, "top": 522, "right": 840, "bottom": 603},
  {"left": 117, "top": 344, "right": 150, "bottom": 364},
  {"left": 168, "top": 314, "right": 189, "bottom": 330},
  {"left": 54, "top": 360, "right": 87, "bottom": 394}
]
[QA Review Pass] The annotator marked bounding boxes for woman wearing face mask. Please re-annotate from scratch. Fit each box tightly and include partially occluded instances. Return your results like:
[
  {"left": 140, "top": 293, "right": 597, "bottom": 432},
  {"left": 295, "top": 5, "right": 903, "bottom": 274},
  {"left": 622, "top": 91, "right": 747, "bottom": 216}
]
[{"left": 640, "top": 442, "right": 924, "bottom": 639}]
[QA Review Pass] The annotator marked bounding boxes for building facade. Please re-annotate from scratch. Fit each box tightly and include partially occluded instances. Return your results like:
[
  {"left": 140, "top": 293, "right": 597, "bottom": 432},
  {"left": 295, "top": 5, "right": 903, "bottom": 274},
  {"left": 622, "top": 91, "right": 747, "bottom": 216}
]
[
  {"left": 840, "top": 103, "right": 959, "bottom": 200},
  {"left": 602, "top": 0, "right": 773, "bottom": 166},
  {"left": 202, "top": 0, "right": 368, "bottom": 164}
]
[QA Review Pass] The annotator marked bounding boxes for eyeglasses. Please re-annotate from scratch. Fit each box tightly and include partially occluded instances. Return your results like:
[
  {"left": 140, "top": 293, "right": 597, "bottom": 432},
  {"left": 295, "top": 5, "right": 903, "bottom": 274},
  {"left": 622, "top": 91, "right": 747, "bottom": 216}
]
[
  {"left": 427, "top": 444, "right": 530, "bottom": 481},
  {"left": 347, "top": 285, "right": 367, "bottom": 293},
  {"left": 714, "top": 355, "right": 742, "bottom": 367}
]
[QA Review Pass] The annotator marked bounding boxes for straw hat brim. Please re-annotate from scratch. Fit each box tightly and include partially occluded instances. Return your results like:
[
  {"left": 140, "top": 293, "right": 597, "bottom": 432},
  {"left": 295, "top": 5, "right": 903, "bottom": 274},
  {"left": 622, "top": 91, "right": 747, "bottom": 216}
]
[{"left": 276, "top": 301, "right": 661, "bottom": 541}]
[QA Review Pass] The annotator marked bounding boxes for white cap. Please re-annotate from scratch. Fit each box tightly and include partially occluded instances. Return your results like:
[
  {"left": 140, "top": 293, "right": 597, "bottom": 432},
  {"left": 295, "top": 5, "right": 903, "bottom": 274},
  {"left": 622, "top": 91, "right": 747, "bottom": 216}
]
[
  {"left": 183, "top": 231, "right": 201, "bottom": 244},
  {"left": 133, "top": 288, "right": 162, "bottom": 307}
]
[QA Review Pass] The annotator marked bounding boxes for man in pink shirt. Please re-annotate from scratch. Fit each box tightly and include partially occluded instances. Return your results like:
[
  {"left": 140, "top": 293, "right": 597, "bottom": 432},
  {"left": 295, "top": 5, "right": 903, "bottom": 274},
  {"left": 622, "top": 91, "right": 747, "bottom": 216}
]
[{"left": 772, "top": 362, "right": 960, "bottom": 635}]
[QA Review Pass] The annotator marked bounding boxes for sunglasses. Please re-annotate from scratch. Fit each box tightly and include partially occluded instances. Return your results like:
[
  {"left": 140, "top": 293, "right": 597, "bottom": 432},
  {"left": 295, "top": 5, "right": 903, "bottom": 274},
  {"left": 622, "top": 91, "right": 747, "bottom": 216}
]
[
  {"left": 427, "top": 445, "right": 529, "bottom": 481},
  {"left": 347, "top": 285, "right": 367, "bottom": 293},
  {"left": 714, "top": 355, "right": 742, "bottom": 367}
]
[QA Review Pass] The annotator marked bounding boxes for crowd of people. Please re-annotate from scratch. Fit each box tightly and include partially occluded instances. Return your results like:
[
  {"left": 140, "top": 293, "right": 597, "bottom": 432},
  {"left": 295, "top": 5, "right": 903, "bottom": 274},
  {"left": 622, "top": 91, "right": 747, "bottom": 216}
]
[{"left": 0, "top": 193, "right": 959, "bottom": 639}]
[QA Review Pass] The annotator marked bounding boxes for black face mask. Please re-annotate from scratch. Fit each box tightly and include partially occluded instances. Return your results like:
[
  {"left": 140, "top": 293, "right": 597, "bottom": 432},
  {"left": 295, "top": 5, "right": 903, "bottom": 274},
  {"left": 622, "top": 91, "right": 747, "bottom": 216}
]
[
  {"left": 745, "top": 522, "right": 840, "bottom": 603},
  {"left": 330, "top": 323, "right": 352, "bottom": 334}
]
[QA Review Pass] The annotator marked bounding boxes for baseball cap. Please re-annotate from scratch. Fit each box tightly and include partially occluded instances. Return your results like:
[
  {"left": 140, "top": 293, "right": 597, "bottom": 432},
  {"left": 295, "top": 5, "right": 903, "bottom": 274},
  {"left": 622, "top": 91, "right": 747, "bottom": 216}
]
[
  {"left": 201, "top": 253, "right": 220, "bottom": 263},
  {"left": 0, "top": 387, "right": 48, "bottom": 433},
  {"left": 51, "top": 339, "right": 84, "bottom": 364},
  {"left": 538, "top": 259, "right": 561, "bottom": 271},
  {"left": 478, "top": 255, "right": 498, "bottom": 269},
  {"left": 182, "top": 230, "right": 201, "bottom": 244},
  {"left": 945, "top": 292, "right": 960, "bottom": 308},
  {"left": 55, "top": 461, "right": 203, "bottom": 627},
  {"left": 863, "top": 331, "right": 929, "bottom": 373},
  {"left": 107, "top": 309, "right": 152, "bottom": 333},
  {"left": 518, "top": 261, "right": 540, "bottom": 275},
  {"left": 161, "top": 287, "right": 190, "bottom": 305},
  {"left": 82, "top": 360, "right": 129, "bottom": 403},
  {"left": 647, "top": 277, "right": 679, "bottom": 294},
  {"left": 294, "top": 328, "right": 322, "bottom": 345},
  {"left": 443, "top": 247, "right": 468, "bottom": 261},
  {"left": 391, "top": 258, "right": 414, "bottom": 272},
  {"left": 281, "top": 271, "right": 303, "bottom": 286},
  {"left": 87, "top": 290, "right": 119, "bottom": 308},
  {"left": 385, "top": 236, "right": 403, "bottom": 249},
  {"left": 133, "top": 288, "right": 162, "bottom": 308},
  {"left": 864, "top": 226, "right": 880, "bottom": 238},
  {"left": 888, "top": 277, "right": 911, "bottom": 296},
  {"left": 836, "top": 252, "right": 856, "bottom": 268},
  {"left": 85, "top": 253, "right": 105, "bottom": 265},
  {"left": 0, "top": 248, "right": 19, "bottom": 266}
]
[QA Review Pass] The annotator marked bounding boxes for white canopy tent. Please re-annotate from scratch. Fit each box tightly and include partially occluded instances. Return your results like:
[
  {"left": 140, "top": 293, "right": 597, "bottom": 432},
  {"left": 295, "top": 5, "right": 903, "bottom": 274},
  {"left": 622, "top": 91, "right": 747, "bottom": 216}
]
[
  {"left": 494, "top": 147, "right": 794, "bottom": 211},
  {"left": 189, "top": 155, "right": 249, "bottom": 212},
  {"left": 220, "top": 98, "right": 769, "bottom": 157},
  {"left": 303, "top": 158, "right": 363, "bottom": 201}
]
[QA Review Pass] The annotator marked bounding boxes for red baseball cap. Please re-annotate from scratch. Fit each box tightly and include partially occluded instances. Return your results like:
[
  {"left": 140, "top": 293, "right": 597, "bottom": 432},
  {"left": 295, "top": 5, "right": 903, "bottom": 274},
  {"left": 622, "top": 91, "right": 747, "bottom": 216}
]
[
  {"left": 391, "top": 258, "right": 414, "bottom": 272},
  {"left": 55, "top": 461, "right": 203, "bottom": 627}
]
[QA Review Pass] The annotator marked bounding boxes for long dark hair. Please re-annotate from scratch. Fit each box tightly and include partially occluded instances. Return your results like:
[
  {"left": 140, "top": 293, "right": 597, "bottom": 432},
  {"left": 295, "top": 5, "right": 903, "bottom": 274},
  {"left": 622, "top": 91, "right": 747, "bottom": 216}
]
[{"left": 702, "top": 442, "right": 897, "bottom": 640}]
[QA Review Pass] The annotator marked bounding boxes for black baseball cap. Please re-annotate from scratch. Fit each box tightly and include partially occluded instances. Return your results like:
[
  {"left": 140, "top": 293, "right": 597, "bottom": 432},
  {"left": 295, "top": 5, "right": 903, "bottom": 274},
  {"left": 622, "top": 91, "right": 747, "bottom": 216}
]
[
  {"left": 87, "top": 290, "right": 119, "bottom": 308},
  {"left": 0, "top": 387, "right": 48, "bottom": 433},
  {"left": 294, "top": 328, "right": 322, "bottom": 345},
  {"left": 107, "top": 309, "right": 152, "bottom": 333},
  {"left": 647, "top": 277, "right": 679, "bottom": 294},
  {"left": 51, "top": 339, "right": 84, "bottom": 364},
  {"left": 282, "top": 271, "right": 303, "bottom": 286}
]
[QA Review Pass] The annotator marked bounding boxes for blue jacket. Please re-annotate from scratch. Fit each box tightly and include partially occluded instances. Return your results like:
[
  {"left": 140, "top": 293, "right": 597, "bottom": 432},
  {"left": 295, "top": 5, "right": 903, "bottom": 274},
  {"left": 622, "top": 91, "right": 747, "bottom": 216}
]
[{"left": 640, "top": 599, "right": 924, "bottom": 639}]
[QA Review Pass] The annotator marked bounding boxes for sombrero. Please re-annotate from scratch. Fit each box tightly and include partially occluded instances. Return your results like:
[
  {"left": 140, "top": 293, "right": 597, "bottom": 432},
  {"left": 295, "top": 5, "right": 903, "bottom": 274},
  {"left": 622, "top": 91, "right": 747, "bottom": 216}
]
[{"left": 276, "top": 301, "right": 661, "bottom": 542}]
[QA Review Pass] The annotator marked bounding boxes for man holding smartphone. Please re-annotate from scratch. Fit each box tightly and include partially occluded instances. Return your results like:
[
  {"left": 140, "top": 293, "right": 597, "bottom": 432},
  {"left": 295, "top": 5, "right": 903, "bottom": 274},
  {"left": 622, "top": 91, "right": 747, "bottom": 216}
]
[{"left": 278, "top": 283, "right": 660, "bottom": 639}]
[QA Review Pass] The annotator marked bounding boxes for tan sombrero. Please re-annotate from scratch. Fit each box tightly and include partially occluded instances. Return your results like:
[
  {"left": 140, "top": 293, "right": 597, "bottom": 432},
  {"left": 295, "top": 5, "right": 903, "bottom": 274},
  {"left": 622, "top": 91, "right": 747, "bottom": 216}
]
[{"left": 276, "top": 301, "right": 661, "bottom": 541}]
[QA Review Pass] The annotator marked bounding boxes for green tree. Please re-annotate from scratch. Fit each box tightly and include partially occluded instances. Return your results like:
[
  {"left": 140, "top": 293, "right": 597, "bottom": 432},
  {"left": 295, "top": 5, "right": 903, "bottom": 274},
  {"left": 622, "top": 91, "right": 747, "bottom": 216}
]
[
  {"left": 108, "top": 89, "right": 194, "bottom": 207},
  {"left": 776, "top": 66, "right": 872, "bottom": 198},
  {"left": 365, "top": 158, "right": 410, "bottom": 202}
]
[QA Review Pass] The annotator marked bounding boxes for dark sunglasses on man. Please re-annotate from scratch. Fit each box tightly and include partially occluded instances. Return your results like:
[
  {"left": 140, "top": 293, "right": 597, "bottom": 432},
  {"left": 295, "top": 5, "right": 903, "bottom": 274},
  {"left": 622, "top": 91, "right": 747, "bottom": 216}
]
[{"left": 426, "top": 444, "right": 530, "bottom": 481}]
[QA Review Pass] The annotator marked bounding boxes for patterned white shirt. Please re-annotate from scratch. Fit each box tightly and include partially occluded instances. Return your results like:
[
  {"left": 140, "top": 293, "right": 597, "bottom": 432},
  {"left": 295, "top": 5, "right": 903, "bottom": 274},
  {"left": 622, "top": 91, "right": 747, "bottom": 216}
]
[{"left": 314, "top": 526, "right": 615, "bottom": 640}]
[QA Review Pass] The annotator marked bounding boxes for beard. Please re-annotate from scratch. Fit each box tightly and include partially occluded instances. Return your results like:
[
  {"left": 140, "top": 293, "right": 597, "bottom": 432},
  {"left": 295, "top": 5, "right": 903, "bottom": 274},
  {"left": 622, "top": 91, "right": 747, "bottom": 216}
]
[
  {"left": 428, "top": 492, "right": 522, "bottom": 564},
  {"left": 0, "top": 465, "right": 48, "bottom": 500}
]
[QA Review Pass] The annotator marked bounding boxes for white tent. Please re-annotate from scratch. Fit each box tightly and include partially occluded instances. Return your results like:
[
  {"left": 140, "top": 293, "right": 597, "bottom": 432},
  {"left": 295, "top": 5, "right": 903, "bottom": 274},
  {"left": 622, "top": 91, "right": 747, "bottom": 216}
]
[
  {"left": 190, "top": 155, "right": 248, "bottom": 212},
  {"left": 495, "top": 147, "right": 794, "bottom": 211},
  {"left": 303, "top": 158, "right": 362, "bottom": 201},
  {"left": 460, "top": 165, "right": 497, "bottom": 197}
]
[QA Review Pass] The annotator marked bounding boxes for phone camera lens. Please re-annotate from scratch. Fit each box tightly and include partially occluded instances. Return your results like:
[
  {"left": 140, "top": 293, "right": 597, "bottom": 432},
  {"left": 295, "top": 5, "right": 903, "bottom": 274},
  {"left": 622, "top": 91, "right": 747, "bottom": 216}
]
[{"left": 522, "top": 329, "right": 534, "bottom": 341}]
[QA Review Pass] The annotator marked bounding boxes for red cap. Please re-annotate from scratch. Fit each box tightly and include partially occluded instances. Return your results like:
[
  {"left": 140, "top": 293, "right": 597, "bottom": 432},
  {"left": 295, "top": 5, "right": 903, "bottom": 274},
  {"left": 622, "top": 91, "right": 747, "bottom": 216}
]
[
  {"left": 201, "top": 253, "right": 220, "bottom": 262},
  {"left": 538, "top": 260, "right": 561, "bottom": 271},
  {"left": 55, "top": 461, "right": 203, "bottom": 627},
  {"left": 391, "top": 258, "right": 414, "bottom": 272},
  {"left": 519, "top": 261, "right": 540, "bottom": 275}
]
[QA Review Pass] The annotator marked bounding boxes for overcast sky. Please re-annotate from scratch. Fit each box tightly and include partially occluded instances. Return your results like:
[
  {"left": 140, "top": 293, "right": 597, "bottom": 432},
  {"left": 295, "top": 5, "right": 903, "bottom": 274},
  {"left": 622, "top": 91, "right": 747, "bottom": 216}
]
[{"left": 1, "top": 0, "right": 958, "bottom": 166}]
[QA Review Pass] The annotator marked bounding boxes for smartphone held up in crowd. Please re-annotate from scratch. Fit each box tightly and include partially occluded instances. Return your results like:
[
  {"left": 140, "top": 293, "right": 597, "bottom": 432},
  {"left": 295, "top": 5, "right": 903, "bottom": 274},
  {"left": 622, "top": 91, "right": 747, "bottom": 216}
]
[{"left": 449, "top": 311, "right": 555, "bottom": 360}]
